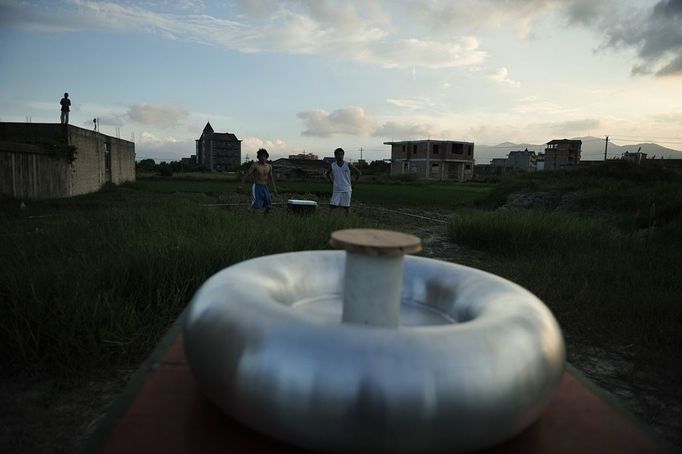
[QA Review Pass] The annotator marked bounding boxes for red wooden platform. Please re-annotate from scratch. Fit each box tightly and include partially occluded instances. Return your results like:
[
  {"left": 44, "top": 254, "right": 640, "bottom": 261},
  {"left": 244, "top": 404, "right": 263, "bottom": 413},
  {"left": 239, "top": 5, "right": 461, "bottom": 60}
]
[{"left": 85, "top": 318, "right": 671, "bottom": 453}]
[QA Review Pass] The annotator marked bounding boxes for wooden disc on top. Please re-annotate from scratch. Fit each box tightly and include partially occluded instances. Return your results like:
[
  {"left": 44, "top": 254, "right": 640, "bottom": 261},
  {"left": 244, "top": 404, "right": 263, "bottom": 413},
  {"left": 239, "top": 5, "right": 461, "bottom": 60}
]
[{"left": 330, "top": 229, "right": 422, "bottom": 256}]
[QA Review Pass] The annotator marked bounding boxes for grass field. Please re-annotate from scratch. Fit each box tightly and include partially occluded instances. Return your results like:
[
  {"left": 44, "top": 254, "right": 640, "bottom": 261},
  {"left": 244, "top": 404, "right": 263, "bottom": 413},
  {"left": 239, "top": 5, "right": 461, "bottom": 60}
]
[
  {"left": 449, "top": 162, "right": 682, "bottom": 359},
  {"left": 3, "top": 166, "right": 680, "bottom": 376},
  {"left": 2, "top": 164, "right": 682, "bottom": 451},
  {"left": 133, "top": 176, "right": 493, "bottom": 209},
  {"left": 0, "top": 177, "right": 493, "bottom": 378},
  {"left": 0, "top": 186, "right": 370, "bottom": 378}
]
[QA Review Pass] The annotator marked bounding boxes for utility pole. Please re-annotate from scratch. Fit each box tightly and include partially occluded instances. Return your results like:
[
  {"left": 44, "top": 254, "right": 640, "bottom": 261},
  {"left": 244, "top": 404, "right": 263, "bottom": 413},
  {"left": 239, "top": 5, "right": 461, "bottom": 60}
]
[
  {"left": 360, "top": 147, "right": 363, "bottom": 162},
  {"left": 604, "top": 135, "right": 609, "bottom": 161}
]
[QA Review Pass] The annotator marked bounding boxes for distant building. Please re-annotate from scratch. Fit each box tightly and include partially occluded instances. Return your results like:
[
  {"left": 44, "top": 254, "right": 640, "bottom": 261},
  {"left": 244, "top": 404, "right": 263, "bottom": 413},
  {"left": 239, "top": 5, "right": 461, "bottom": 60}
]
[
  {"left": 537, "top": 153, "right": 545, "bottom": 171},
  {"left": 271, "top": 158, "right": 328, "bottom": 180},
  {"left": 195, "top": 122, "right": 241, "bottom": 171},
  {"left": 0, "top": 122, "right": 135, "bottom": 199},
  {"left": 384, "top": 139, "right": 475, "bottom": 182},
  {"left": 507, "top": 149, "right": 537, "bottom": 172},
  {"left": 288, "top": 152, "right": 319, "bottom": 160},
  {"left": 544, "top": 139, "right": 581, "bottom": 170},
  {"left": 622, "top": 151, "right": 647, "bottom": 164},
  {"left": 491, "top": 158, "right": 508, "bottom": 168}
]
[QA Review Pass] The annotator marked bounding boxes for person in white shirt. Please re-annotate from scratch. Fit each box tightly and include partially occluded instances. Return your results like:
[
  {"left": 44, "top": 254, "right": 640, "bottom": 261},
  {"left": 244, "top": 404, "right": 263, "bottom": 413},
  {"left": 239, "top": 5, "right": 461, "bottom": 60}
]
[{"left": 324, "top": 148, "right": 361, "bottom": 215}]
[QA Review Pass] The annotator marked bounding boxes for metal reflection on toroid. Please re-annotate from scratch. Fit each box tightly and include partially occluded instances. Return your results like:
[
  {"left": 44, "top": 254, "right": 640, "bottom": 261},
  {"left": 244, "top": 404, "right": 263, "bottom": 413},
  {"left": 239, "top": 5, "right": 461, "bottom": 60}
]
[{"left": 184, "top": 229, "right": 565, "bottom": 452}]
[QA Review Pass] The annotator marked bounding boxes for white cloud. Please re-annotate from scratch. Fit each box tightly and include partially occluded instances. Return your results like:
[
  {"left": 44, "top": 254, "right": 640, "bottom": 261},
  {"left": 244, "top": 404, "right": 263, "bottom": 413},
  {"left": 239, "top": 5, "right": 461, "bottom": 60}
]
[
  {"left": 1, "top": 0, "right": 486, "bottom": 70},
  {"left": 488, "top": 67, "right": 521, "bottom": 88},
  {"left": 297, "top": 106, "right": 378, "bottom": 137},
  {"left": 366, "top": 36, "right": 486, "bottom": 69},
  {"left": 385, "top": 97, "right": 435, "bottom": 110},
  {"left": 128, "top": 103, "right": 189, "bottom": 128},
  {"left": 138, "top": 131, "right": 179, "bottom": 148},
  {"left": 242, "top": 136, "right": 289, "bottom": 154}
]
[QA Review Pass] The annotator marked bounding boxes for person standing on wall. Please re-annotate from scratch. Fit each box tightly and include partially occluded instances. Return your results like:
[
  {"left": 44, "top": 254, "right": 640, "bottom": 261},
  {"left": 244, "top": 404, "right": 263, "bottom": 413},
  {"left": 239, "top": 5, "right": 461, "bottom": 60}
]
[
  {"left": 60, "top": 93, "right": 71, "bottom": 124},
  {"left": 324, "top": 147, "right": 361, "bottom": 215}
]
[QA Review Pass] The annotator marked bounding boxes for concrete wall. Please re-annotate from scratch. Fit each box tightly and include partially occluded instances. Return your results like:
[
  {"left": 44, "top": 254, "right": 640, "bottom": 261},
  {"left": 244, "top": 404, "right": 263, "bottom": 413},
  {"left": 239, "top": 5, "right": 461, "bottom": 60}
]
[
  {"left": 67, "top": 127, "right": 135, "bottom": 196},
  {"left": 0, "top": 122, "right": 135, "bottom": 199},
  {"left": 0, "top": 141, "right": 71, "bottom": 198}
]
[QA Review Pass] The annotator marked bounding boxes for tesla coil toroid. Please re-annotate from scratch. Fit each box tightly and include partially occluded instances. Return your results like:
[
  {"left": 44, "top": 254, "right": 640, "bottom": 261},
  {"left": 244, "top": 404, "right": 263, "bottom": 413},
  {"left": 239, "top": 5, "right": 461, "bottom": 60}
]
[{"left": 184, "top": 229, "right": 565, "bottom": 452}]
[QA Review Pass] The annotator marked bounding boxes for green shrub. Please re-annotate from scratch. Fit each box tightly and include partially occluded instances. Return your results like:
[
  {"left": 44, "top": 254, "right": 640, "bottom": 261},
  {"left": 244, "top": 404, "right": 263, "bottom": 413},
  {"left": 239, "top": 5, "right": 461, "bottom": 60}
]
[{"left": 157, "top": 163, "right": 173, "bottom": 177}]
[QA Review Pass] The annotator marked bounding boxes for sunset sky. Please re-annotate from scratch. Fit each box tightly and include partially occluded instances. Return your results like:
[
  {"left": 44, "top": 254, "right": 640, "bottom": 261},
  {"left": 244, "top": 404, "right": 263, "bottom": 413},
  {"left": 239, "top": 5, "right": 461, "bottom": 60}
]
[{"left": 1, "top": 0, "right": 681, "bottom": 163}]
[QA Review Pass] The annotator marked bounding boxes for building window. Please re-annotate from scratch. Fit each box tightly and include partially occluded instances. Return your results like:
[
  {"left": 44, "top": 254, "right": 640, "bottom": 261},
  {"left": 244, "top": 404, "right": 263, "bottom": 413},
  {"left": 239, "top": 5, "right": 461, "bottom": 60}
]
[
  {"left": 413, "top": 144, "right": 417, "bottom": 153},
  {"left": 465, "top": 164, "right": 471, "bottom": 170},
  {"left": 467, "top": 145, "right": 472, "bottom": 156},
  {"left": 453, "top": 143, "right": 463, "bottom": 154},
  {"left": 433, "top": 144, "right": 439, "bottom": 154}
]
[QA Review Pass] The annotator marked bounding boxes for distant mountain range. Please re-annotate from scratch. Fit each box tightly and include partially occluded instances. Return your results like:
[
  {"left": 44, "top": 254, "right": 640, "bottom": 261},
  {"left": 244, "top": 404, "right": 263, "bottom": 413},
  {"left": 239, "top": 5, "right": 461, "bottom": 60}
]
[{"left": 474, "top": 136, "right": 682, "bottom": 164}]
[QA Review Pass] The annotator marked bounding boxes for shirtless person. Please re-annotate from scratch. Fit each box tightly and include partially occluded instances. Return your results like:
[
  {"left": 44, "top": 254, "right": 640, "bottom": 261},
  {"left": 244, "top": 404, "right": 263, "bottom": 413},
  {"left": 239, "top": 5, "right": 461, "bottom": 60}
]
[{"left": 241, "top": 148, "right": 278, "bottom": 213}]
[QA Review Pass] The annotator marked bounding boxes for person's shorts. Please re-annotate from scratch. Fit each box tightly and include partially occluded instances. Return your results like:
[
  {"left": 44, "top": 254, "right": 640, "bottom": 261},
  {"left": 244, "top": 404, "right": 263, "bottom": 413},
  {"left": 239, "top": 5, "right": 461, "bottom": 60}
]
[
  {"left": 251, "top": 183, "right": 272, "bottom": 209},
  {"left": 330, "top": 191, "right": 351, "bottom": 207}
]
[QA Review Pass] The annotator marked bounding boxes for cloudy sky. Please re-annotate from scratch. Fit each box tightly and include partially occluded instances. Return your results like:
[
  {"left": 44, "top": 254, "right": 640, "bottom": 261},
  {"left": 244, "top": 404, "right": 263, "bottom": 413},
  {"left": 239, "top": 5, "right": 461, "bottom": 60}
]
[{"left": 1, "top": 0, "right": 681, "bottom": 163}]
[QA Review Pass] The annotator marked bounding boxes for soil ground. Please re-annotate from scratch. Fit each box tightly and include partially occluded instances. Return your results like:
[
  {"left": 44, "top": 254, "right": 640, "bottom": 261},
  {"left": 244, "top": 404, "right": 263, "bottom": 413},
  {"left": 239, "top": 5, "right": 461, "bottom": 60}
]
[{"left": 1, "top": 203, "right": 679, "bottom": 453}]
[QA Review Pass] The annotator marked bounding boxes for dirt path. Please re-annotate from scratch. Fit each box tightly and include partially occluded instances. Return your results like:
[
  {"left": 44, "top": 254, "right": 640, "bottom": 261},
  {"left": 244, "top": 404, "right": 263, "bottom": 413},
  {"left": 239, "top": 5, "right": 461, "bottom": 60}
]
[{"left": 354, "top": 204, "right": 680, "bottom": 449}]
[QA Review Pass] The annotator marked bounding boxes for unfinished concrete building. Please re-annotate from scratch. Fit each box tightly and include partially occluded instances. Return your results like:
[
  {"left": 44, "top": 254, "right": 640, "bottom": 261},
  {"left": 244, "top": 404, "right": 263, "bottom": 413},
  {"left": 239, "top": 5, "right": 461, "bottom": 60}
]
[
  {"left": 385, "top": 139, "right": 475, "bottom": 182},
  {"left": 544, "top": 139, "right": 582, "bottom": 170},
  {"left": 507, "top": 149, "right": 538, "bottom": 172},
  {"left": 0, "top": 122, "right": 135, "bottom": 199}
]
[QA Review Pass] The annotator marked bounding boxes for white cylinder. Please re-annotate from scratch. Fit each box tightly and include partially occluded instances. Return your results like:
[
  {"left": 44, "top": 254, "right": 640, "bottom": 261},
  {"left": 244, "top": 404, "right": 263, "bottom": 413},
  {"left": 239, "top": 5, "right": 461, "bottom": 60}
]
[{"left": 342, "top": 252, "right": 404, "bottom": 327}]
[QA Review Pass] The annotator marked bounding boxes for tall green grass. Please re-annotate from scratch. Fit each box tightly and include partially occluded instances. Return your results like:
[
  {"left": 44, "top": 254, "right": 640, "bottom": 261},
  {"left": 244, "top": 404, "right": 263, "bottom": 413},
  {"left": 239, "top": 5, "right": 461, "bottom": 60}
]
[
  {"left": 0, "top": 188, "right": 368, "bottom": 378},
  {"left": 448, "top": 209, "right": 682, "bottom": 352}
]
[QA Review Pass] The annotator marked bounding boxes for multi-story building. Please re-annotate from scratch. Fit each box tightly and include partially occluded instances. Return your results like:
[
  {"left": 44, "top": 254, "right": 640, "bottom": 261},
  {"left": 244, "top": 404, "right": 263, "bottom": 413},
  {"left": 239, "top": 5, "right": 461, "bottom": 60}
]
[
  {"left": 544, "top": 139, "right": 581, "bottom": 170},
  {"left": 288, "top": 152, "right": 319, "bottom": 160},
  {"left": 491, "top": 158, "right": 508, "bottom": 168},
  {"left": 384, "top": 139, "right": 475, "bottom": 182},
  {"left": 507, "top": 149, "right": 537, "bottom": 172},
  {"left": 536, "top": 153, "right": 545, "bottom": 171},
  {"left": 195, "top": 122, "right": 241, "bottom": 171}
]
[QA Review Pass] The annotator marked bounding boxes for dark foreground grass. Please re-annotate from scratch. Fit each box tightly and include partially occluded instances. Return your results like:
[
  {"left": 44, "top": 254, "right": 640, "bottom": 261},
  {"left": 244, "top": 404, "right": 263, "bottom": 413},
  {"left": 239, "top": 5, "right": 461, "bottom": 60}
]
[
  {"left": 0, "top": 186, "right": 369, "bottom": 379},
  {"left": 449, "top": 199, "right": 682, "bottom": 356}
]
